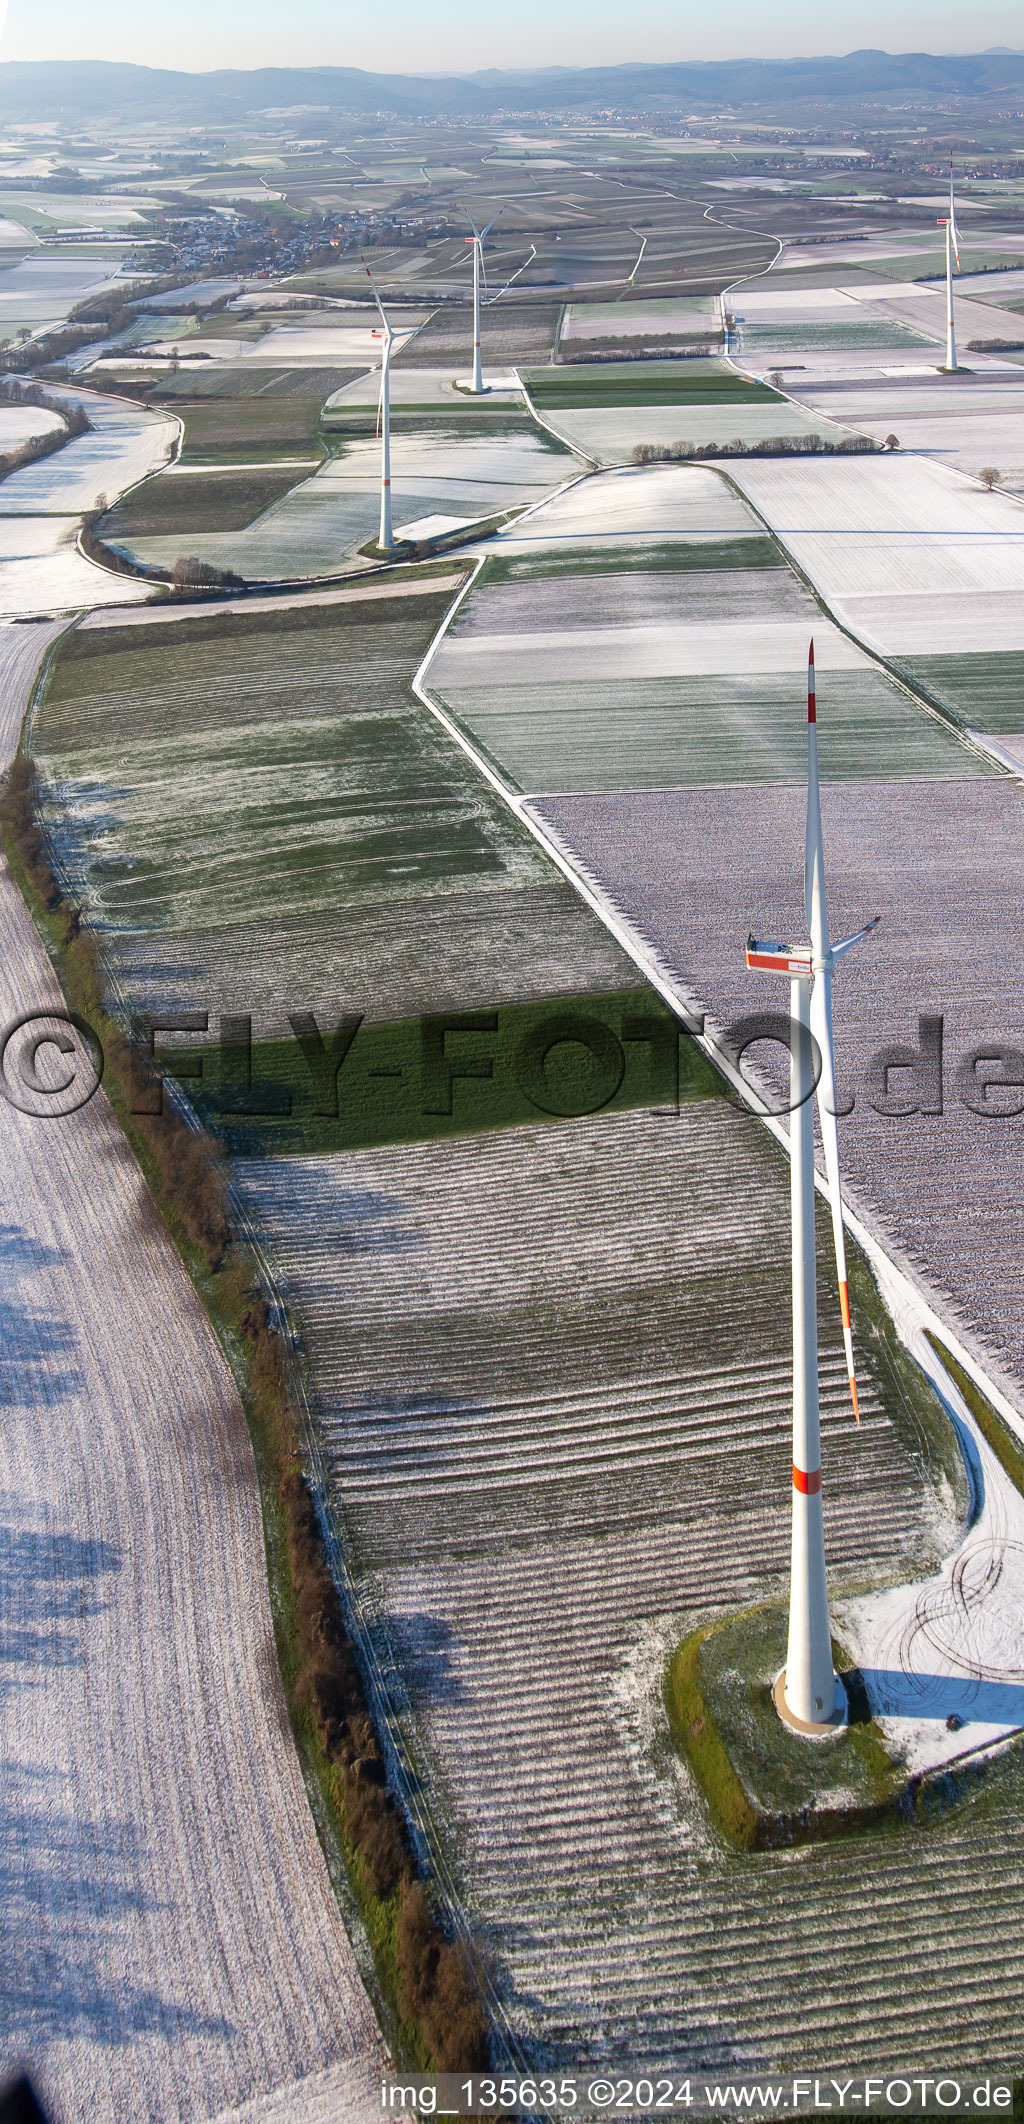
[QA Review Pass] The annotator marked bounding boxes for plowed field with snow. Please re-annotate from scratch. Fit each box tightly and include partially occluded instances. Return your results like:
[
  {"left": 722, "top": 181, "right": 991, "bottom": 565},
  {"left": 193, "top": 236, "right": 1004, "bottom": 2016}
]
[
  {"left": 233, "top": 1102, "right": 1024, "bottom": 2075},
  {"left": 0, "top": 622, "right": 382, "bottom": 2124}
]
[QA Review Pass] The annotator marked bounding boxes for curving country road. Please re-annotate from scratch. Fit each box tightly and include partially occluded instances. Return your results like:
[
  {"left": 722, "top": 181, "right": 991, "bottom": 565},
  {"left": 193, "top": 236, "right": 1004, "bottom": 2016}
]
[{"left": 0, "top": 616, "right": 383, "bottom": 2117}]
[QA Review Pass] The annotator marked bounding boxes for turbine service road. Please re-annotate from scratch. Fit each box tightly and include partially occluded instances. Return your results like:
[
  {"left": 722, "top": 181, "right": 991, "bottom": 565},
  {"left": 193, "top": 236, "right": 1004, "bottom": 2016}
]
[{"left": 0, "top": 617, "right": 382, "bottom": 2119}]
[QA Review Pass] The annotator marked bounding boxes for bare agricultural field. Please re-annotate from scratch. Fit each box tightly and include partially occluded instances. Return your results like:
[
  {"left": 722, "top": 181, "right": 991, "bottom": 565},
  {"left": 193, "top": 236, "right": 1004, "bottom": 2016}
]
[
  {"left": 0, "top": 623, "right": 381, "bottom": 2123},
  {"left": 722, "top": 454, "right": 1024, "bottom": 653},
  {"left": 399, "top": 300, "right": 561, "bottom": 371},
  {"left": 0, "top": 390, "right": 175, "bottom": 516},
  {"left": 103, "top": 465, "right": 309, "bottom": 537},
  {"left": 894, "top": 649, "right": 1024, "bottom": 735},
  {"left": 429, "top": 548, "right": 989, "bottom": 795},
  {"left": 144, "top": 367, "right": 360, "bottom": 463},
  {"left": 230, "top": 1098, "right": 1017, "bottom": 2076},
  {"left": 34, "top": 587, "right": 634, "bottom": 1036},
  {"left": 529, "top": 776, "right": 1024, "bottom": 1409}
]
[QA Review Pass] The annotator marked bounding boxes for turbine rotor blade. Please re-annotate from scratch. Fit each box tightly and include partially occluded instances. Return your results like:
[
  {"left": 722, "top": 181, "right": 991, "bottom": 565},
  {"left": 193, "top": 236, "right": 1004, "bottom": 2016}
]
[
  {"left": 810, "top": 966, "right": 860, "bottom": 1423},
  {"left": 360, "top": 252, "right": 390, "bottom": 334}
]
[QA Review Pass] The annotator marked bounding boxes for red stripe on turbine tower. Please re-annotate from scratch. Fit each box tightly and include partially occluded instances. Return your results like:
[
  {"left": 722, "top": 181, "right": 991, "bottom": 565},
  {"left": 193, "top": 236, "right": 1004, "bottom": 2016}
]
[
  {"left": 808, "top": 638, "right": 816, "bottom": 723},
  {"left": 793, "top": 1466, "right": 823, "bottom": 1496}
]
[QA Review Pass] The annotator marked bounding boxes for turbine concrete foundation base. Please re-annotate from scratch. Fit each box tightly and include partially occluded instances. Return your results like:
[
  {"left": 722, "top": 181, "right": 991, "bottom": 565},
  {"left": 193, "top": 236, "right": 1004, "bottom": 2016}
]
[{"left": 774, "top": 1669, "right": 848, "bottom": 1737}]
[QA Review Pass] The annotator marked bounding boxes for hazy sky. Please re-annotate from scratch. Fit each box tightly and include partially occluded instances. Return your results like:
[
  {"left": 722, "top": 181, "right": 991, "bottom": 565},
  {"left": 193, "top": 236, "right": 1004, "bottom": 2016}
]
[{"left": 0, "top": 0, "right": 1020, "bottom": 73}]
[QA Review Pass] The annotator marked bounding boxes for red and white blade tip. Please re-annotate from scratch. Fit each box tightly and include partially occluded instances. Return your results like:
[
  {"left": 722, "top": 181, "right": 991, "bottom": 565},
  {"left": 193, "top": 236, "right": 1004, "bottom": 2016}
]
[
  {"left": 839, "top": 1280, "right": 860, "bottom": 1424},
  {"left": 808, "top": 640, "right": 816, "bottom": 723}
]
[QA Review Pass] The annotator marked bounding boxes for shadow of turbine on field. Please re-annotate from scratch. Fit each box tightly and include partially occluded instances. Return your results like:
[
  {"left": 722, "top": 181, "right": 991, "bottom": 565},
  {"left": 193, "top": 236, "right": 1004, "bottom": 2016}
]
[
  {"left": 862, "top": 1668, "right": 1024, "bottom": 1728},
  {"left": 0, "top": 1514, "right": 122, "bottom": 1702},
  {"left": 0, "top": 1225, "right": 83, "bottom": 1402},
  {"left": 392, "top": 1612, "right": 468, "bottom": 1707},
  {"left": 0, "top": 1764, "right": 235, "bottom": 2049}
]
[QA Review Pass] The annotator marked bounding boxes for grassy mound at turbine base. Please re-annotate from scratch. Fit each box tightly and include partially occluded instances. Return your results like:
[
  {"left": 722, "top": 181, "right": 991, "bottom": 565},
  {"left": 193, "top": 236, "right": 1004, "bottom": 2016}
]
[{"left": 666, "top": 1602, "right": 987, "bottom": 1852}]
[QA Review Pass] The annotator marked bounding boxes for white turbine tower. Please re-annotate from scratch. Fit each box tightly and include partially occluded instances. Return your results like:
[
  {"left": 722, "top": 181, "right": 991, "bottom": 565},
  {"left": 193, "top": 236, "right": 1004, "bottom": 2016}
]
[
  {"left": 940, "top": 153, "right": 962, "bottom": 372},
  {"left": 361, "top": 260, "right": 426, "bottom": 552},
  {"left": 363, "top": 260, "right": 397, "bottom": 549},
  {"left": 465, "top": 209, "right": 502, "bottom": 394},
  {"left": 745, "top": 643, "right": 879, "bottom": 1732}
]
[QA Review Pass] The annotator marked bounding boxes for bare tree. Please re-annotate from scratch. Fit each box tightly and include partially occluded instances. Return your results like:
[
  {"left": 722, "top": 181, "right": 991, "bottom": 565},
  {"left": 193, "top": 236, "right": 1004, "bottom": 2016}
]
[
  {"left": 980, "top": 466, "right": 1001, "bottom": 490},
  {"left": 884, "top": 433, "right": 900, "bottom": 451},
  {"left": 768, "top": 370, "right": 784, "bottom": 390}
]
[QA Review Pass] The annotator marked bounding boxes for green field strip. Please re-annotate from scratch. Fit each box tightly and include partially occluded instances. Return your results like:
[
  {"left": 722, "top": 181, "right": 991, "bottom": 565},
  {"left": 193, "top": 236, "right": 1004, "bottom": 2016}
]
[
  {"left": 479, "top": 535, "right": 783, "bottom": 583},
  {"left": 35, "top": 588, "right": 638, "bottom": 1028},
  {"left": 527, "top": 368, "right": 781, "bottom": 410},
  {"left": 430, "top": 669, "right": 996, "bottom": 796},
  {"left": 738, "top": 318, "right": 934, "bottom": 353},
  {"left": 895, "top": 651, "right": 1024, "bottom": 735},
  {"left": 104, "top": 465, "right": 310, "bottom": 536}
]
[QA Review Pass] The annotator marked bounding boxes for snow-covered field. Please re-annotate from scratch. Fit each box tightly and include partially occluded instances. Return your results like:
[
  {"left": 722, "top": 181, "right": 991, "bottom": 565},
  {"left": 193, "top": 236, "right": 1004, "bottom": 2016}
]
[
  {"left": 485, "top": 462, "right": 757, "bottom": 553},
  {"left": 324, "top": 366, "right": 518, "bottom": 412},
  {"left": 0, "top": 403, "right": 63, "bottom": 449},
  {"left": 0, "top": 390, "right": 176, "bottom": 516},
  {"left": 546, "top": 399, "right": 847, "bottom": 464},
  {"left": 0, "top": 256, "right": 131, "bottom": 328},
  {"left": 722, "top": 454, "right": 1024, "bottom": 652},
  {"left": 560, "top": 296, "right": 717, "bottom": 340},
  {"left": 125, "top": 427, "right": 564, "bottom": 579},
  {"left": 0, "top": 515, "right": 152, "bottom": 616},
  {"left": 779, "top": 370, "right": 1024, "bottom": 495},
  {"left": 0, "top": 623, "right": 381, "bottom": 2123},
  {"left": 233, "top": 1100, "right": 1024, "bottom": 2073}
]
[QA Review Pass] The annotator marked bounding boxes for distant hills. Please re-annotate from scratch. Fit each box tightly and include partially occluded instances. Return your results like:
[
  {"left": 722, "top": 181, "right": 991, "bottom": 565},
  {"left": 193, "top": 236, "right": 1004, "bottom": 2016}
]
[{"left": 3, "top": 51, "right": 1024, "bottom": 123}]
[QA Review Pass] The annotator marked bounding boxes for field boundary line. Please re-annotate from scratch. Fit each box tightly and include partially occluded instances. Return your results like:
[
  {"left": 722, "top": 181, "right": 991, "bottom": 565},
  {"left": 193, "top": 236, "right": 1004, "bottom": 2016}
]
[
  {"left": 511, "top": 364, "right": 600, "bottom": 468},
  {"left": 412, "top": 553, "right": 1024, "bottom": 1454},
  {"left": 708, "top": 463, "right": 1017, "bottom": 783}
]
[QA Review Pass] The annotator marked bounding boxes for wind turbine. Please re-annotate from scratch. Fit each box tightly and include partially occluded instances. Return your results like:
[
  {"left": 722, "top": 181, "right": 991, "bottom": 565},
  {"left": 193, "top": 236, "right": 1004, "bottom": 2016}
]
[
  {"left": 745, "top": 643, "right": 879, "bottom": 1732},
  {"left": 361, "top": 260, "right": 425, "bottom": 551},
  {"left": 939, "top": 153, "right": 962, "bottom": 372},
  {"left": 464, "top": 208, "right": 502, "bottom": 394}
]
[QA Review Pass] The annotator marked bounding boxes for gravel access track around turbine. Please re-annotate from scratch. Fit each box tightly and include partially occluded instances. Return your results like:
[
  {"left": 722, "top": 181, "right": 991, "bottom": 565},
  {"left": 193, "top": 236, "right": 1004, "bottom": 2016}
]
[
  {"left": 232, "top": 1103, "right": 1021, "bottom": 2076},
  {"left": 527, "top": 778, "right": 1024, "bottom": 1405},
  {"left": 0, "top": 620, "right": 382, "bottom": 2124},
  {"left": 35, "top": 587, "right": 633, "bottom": 1039}
]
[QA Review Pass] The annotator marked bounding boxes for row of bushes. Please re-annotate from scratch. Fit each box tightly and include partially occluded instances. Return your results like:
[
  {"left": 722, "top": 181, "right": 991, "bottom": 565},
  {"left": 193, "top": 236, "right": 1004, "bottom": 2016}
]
[
  {"left": 558, "top": 341, "right": 720, "bottom": 364},
  {"left": 0, "top": 753, "right": 489, "bottom": 2071},
  {"left": 80, "top": 514, "right": 245, "bottom": 595},
  {"left": 631, "top": 433, "right": 882, "bottom": 464}
]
